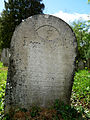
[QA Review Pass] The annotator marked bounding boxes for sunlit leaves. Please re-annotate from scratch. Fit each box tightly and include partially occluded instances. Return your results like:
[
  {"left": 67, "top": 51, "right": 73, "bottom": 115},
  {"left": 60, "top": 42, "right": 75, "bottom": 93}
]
[
  {"left": 0, "top": 62, "right": 7, "bottom": 118},
  {"left": 71, "top": 21, "right": 90, "bottom": 61},
  {"left": 71, "top": 70, "right": 90, "bottom": 118}
]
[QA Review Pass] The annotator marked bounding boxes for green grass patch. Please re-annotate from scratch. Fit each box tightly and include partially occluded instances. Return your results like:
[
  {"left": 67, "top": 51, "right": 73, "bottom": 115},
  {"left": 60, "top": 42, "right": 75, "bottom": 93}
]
[
  {"left": 0, "top": 62, "right": 7, "bottom": 119},
  {"left": 71, "top": 70, "right": 90, "bottom": 119}
]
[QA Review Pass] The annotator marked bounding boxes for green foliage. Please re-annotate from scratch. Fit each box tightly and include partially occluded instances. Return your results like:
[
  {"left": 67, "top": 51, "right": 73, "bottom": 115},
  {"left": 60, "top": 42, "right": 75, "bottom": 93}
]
[
  {"left": 2, "top": 113, "right": 11, "bottom": 120},
  {"left": 88, "top": 0, "right": 90, "bottom": 3},
  {"left": 71, "top": 70, "right": 90, "bottom": 119},
  {"left": 73, "top": 70, "right": 89, "bottom": 101},
  {"left": 19, "top": 108, "right": 28, "bottom": 112},
  {"left": 0, "top": 62, "right": 7, "bottom": 119},
  {"left": 0, "top": 62, "right": 4, "bottom": 68},
  {"left": 30, "top": 106, "right": 41, "bottom": 117},
  {"left": 0, "top": 0, "right": 45, "bottom": 49},
  {"left": 54, "top": 100, "right": 83, "bottom": 120},
  {"left": 71, "top": 21, "right": 90, "bottom": 61}
]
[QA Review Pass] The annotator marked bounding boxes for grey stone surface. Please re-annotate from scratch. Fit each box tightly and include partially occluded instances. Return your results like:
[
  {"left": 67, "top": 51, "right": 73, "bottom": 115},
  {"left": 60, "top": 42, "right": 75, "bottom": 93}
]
[
  {"left": 5, "top": 14, "right": 77, "bottom": 113},
  {"left": 78, "top": 60, "right": 84, "bottom": 70},
  {"left": 1, "top": 48, "right": 10, "bottom": 66}
]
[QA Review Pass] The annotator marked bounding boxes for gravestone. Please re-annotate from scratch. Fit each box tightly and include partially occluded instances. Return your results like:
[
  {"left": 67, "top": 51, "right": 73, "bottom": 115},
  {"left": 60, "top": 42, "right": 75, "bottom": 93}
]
[
  {"left": 78, "top": 60, "right": 84, "bottom": 70},
  {"left": 5, "top": 14, "right": 77, "bottom": 113},
  {"left": 1, "top": 48, "right": 10, "bottom": 66}
]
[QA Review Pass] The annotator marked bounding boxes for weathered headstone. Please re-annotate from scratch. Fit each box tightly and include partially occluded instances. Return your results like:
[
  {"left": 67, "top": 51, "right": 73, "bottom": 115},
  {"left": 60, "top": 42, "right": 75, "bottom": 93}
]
[
  {"left": 78, "top": 60, "right": 84, "bottom": 70},
  {"left": 1, "top": 48, "right": 10, "bottom": 66},
  {"left": 5, "top": 14, "right": 77, "bottom": 113}
]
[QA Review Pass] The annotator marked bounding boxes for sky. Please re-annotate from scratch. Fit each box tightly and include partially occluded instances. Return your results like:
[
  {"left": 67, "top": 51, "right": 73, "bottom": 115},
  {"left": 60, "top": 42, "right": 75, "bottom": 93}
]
[{"left": 0, "top": 0, "right": 90, "bottom": 24}]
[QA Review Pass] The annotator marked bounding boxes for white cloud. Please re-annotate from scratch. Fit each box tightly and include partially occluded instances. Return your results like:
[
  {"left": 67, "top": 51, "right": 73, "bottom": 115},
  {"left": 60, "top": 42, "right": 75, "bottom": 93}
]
[{"left": 53, "top": 11, "right": 90, "bottom": 24}]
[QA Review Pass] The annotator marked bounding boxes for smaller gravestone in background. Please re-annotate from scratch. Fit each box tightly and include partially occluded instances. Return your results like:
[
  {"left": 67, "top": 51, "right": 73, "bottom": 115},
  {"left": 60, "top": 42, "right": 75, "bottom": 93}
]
[
  {"left": 1, "top": 48, "right": 10, "bottom": 66},
  {"left": 78, "top": 60, "right": 84, "bottom": 70},
  {"left": 5, "top": 14, "right": 77, "bottom": 114},
  {"left": 87, "top": 58, "right": 90, "bottom": 70}
]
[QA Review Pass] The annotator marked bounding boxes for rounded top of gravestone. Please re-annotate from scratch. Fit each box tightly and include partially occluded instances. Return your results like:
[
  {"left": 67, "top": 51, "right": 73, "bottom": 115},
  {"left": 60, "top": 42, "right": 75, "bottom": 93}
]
[
  {"left": 11, "top": 14, "right": 77, "bottom": 53},
  {"left": 10, "top": 13, "right": 77, "bottom": 73}
]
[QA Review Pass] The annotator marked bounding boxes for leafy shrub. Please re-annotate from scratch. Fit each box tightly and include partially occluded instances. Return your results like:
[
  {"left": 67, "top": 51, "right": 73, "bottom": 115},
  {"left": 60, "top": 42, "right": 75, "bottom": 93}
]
[
  {"left": 0, "top": 62, "right": 7, "bottom": 119},
  {"left": 54, "top": 100, "right": 83, "bottom": 120},
  {"left": 0, "top": 62, "right": 3, "bottom": 68},
  {"left": 71, "top": 70, "right": 90, "bottom": 119}
]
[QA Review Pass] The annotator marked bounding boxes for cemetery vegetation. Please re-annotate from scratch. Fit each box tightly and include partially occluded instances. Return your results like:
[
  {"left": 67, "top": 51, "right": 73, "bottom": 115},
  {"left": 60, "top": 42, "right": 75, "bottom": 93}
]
[
  {"left": 71, "top": 20, "right": 90, "bottom": 69},
  {"left": 0, "top": 0, "right": 45, "bottom": 49},
  {"left": 0, "top": 62, "right": 89, "bottom": 120},
  {"left": 71, "top": 70, "right": 90, "bottom": 119},
  {"left": 0, "top": 62, "right": 7, "bottom": 119}
]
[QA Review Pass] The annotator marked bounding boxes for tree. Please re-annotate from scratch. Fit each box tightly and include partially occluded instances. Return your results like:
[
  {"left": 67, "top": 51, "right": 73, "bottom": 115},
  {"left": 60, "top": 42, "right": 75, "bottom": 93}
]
[
  {"left": 0, "top": 0, "right": 45, "bottom": 49},
  {"left": 88, "top": 0, "right": 90, "bottom": 3},
  {"left": 71, "top": 20, "right": 90, "bottom": 69}
]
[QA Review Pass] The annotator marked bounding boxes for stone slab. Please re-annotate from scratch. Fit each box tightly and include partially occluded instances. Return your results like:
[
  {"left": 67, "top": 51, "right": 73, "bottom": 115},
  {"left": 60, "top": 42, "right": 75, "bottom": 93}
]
[{"left": 5, "top": 14, "right": 77, "bottom": 113}]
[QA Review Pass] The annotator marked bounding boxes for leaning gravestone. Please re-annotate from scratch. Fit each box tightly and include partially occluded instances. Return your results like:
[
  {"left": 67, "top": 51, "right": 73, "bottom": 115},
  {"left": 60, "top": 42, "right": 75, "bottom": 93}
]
[
  {"left": 1, "top": 48, "right": 10, "bottom": 66},
  {"left": 5, "top": 14, "right": 77, "bottom": 113}
]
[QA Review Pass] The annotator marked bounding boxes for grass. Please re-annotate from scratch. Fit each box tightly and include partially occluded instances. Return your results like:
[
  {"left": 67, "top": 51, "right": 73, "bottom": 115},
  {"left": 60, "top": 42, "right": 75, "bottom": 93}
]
[
  {"left": 0, "top": 62, "right": 89, "bottom": 120},
  {"left": 0, "top": 62, "right": 7, "bottom": 119},
  {"left": 71, "top": 70, "right": 90, "bottom": 119}
]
